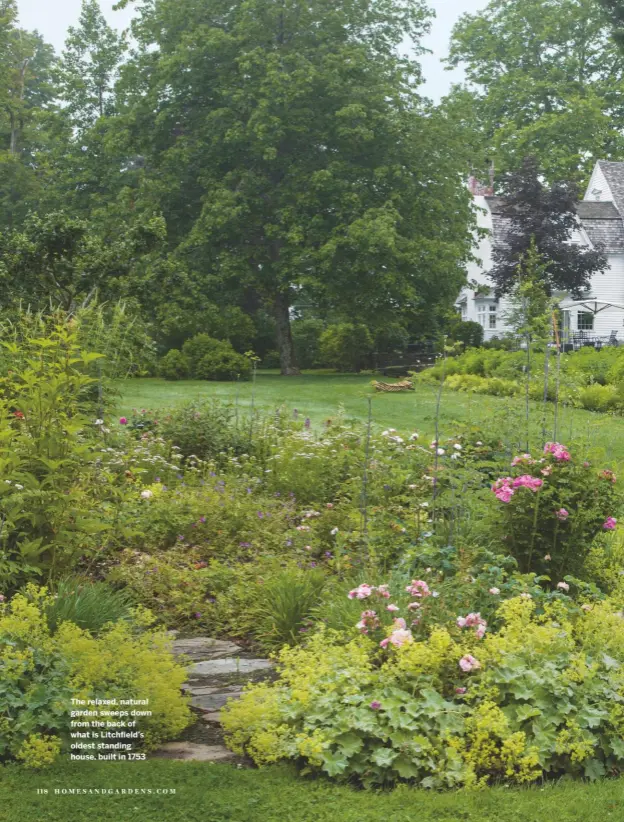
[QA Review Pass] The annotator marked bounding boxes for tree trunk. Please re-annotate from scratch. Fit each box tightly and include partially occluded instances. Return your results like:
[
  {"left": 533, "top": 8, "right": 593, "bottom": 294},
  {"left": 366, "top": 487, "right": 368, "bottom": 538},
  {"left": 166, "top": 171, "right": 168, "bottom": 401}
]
[{"left": 273, "top": 293, "right": 300, "bottom": 376}]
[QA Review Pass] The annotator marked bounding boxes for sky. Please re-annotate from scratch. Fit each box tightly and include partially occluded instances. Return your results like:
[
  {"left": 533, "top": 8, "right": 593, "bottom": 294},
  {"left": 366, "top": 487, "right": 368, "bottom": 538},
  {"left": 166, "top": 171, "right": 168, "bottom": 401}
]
[{"left": 16, "top": 0, "right": 486, "bottom": 102}]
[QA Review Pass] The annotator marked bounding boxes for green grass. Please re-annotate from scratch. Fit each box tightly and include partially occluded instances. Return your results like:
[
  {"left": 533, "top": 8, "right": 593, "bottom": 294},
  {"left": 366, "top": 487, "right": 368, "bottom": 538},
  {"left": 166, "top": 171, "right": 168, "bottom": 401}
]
[
  {"left": 118, "top": 373, "right": 624, "bottom": 464},
  {"left": 3, "top": 760, "right": 624, "bottom": 822}
]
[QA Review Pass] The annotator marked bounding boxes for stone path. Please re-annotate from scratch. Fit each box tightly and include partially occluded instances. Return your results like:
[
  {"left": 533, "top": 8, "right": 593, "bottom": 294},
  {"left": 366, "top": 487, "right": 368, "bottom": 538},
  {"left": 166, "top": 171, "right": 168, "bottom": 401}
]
[{"left": 152, "top": 636, "right": 274, "bottom": 763}]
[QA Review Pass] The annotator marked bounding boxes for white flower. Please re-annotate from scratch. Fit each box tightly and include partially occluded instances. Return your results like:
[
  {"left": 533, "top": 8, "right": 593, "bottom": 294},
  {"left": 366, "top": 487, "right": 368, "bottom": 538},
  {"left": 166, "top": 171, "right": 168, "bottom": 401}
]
[
  {"left": 141, "top": 490, "right": 154, "bottom": 500},
  {"left": 14, "top": 484, "right": 23, "bottom": 490},
  {"left": 420, "top": 502, "right": 429, "bottom": 508},
  {"left": 409, "top": 433, "right": 419, "bottom": 441},
  {"left": 556, "top": 581, "right": 570, "bottom": 592},
  {"left": 408, "top": 484, "right": 417, "bottom": 489},
  {"left": 453, "top": 443, "right": 462, "bottom": 451},
  {"left": 489, "top": 587, "right": 500, "bottom": 595},
  {"left": 476, "top": 441, "right": 483, "bottom": 446},
  {"left": 330, "top": 527, "right": 339, "bottom": 536},
  {"left": 94, "top": 419, "right": 104, "bottom": 426},
  {"left": 381, "top": 430, "right": 390, "bottom": 436},
  {"left": 451, "top": 453, "right": 460, "bottom": 460},
  {"left": 436, "top": 448, "right": 445, "bottom": 456}
]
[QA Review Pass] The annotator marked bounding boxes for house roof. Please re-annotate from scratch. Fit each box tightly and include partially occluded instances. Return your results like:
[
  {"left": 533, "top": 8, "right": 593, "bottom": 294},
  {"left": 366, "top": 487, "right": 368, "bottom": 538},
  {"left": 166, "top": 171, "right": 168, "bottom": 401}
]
[
  {"left": 483, "top": 189, "right": 624, "bottom": 254},
  {"left": 596, "top": 161, "right": 624, "bottom": 215}
]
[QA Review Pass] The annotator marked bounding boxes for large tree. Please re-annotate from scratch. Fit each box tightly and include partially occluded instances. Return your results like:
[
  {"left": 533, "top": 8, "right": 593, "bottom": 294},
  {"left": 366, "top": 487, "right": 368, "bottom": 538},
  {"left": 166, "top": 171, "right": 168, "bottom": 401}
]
[
  {"left": 448, "top": 0, "right": 624, "bottom": 185},
  {"left": 490, "top": 157, "right": 608, "bottom": 298},
  {"left": 114, "top": 0, "right": 477, "bottom": 374},
  {"left": 58, "top": 0, "right": 127, "bottom": 133},
  {"left": 0, "top": 0, "right": 59, "bottom": 228}
]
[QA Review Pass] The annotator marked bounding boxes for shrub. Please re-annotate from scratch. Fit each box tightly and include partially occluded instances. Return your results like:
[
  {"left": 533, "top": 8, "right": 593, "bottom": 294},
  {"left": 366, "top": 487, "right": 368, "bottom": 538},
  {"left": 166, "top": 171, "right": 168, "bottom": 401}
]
[
  {"left": 319, "top": 324, "right": 373, "bottom": 372},
  {"left": 157, "top": 399, "right": 252, "bottom": 460},
  {"left": 159, "top": 349, "right": 190, "bottom": 380},
  {"left": 181, "top": 333, "right": 226, "bottom": 371},
  {"left": 578, "top": 383, "right": 618, "bottom": 412},
  {"left": 449, "top": 319, "right": 484, "bottom": 349},
  {"left": 261, "top": 350, "right": 281, "bottom": 369},
  {"left": 0, "top": 585, "right": 191, "bottom": 766},
  {"left": 196, "top": 347, "right": 251, "bottom": 381},
  {"left": 490, "top": 443, "right": 620, "bottom": 579},
  {"left": 222, "top": 589, "right": 624, "bottom": 788},
  {"left": 374, "top": 323, "right": 410, "bottom": 354}
]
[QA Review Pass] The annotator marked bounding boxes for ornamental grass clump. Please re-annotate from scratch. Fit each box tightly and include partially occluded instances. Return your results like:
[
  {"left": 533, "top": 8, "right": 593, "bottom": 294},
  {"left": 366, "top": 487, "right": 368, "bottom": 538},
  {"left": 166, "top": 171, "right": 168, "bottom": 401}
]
[
  {"left": 490, "top": 442, "right": 620, "bottom": 580},
  {"left": 222, "top": 584, "right": 624, "bottom": 788}
]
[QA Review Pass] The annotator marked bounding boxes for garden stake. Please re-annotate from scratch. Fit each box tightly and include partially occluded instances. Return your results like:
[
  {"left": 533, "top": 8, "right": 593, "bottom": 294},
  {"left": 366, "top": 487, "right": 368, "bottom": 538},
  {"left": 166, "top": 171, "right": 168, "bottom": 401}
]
[
  {"left": 432, "top": 340, "right": 448, "bottom": 528},
  {"left": 359, "top": 396, "right": 373, "bottom": 562}
]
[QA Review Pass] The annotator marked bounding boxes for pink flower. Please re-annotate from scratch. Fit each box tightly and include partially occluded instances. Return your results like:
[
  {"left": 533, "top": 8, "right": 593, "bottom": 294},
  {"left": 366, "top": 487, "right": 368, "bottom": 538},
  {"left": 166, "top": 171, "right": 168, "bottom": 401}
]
[
  {"left": 541, "top": 466, "right": 553, "bottom": 476},
  {"left": 512, "top": 475, "right": 543, "bottom": 492},
  {"left": 326, "top": 502, "right": 334, "bottom": 509},
  {"left": 370, "top": 701, "right": 382, "bottom": 710},
  {"left": 489, "top": 587, "right": 500, "bottom": 595},
  {"left": 456, "top": 616, "right": 467, "bottom": 628},
  {"left": 386, "top": 604, "right": 400, "bottom": 612},
  {"left": 604, "top": 517, "right": 618, "bottom": 531},
  {"left": 492, "top": 477, "right": 515, "bottom": 502},
  {"left": 387, "top": 629, "right": 413, "bottom": 648},
  {"left": 348, "top": 584, "right": 373, "bottom": 600},
  {"left": 557, "top": 581, "right": 570, "bottom": 592},
  {"left": 544, "top": 442, "right": 570, "bottom": 461},
  {"left": 455, "top": 687, "right": 467, "bottom": 695},
  {"left": 405, "top": 580, "right": 431, "bottom": 598},
  {"left": 119, "top": 417, "right": 128, "bottom": 425},
  {"left": 511, "top": 454, "right": 534, "bottom": 466},
  {"left": 555, "top": 508, "right": 569, "bottom": 521},
  {"left": 475, "top": 623, "right": 487, "bottom": 639},
  {"left": 393, "top": 618, "right": 407, "bottom": 630},
  {"left": 356, "top": 609, "right": 380, "bottom": 634},
  {"left": 601, "top": 470, "right": 617, "bottom": 484},
  {"left": 459, "top": 654, "right": 481, "bottom": 672},
  {"left": 376, "top": 584, "right": 390, "bottom": 599},
  {"left": 407, "top": 602, "right": 421, "bottom": 611}
]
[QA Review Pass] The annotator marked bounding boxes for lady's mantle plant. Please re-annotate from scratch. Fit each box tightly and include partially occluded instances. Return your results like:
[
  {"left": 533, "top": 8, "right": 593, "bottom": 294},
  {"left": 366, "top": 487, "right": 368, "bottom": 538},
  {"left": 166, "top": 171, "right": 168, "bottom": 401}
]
[
  {"left": 490, "top": 443, "right": 620, "bottom": 580},
  {"left": 222, "top": 583, "right": 624, "bottom": 788}
]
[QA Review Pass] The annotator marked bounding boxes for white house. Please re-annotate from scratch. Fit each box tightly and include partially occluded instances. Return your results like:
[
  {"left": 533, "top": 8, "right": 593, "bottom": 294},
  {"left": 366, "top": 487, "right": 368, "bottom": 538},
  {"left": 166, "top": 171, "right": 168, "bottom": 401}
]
[{"left": 456, "top": 161, "right": 624, "bottom": 343}]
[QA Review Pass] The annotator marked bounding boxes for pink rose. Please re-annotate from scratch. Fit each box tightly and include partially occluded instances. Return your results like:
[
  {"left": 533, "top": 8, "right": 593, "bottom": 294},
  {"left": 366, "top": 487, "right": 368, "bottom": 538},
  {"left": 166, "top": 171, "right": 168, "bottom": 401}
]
[
  {"left": 386, "top": 604, "right": 400, "bottom": 612},
  {"left": 604, "top": 517, "right": 618, "bottom": 531},
  {"left": 119, "top": 417, "right": 128, "bottom": 425},
  {"left": 555, "top": 508, "right": 569, "bottom": 521},
  {"left": 459, "top": 654, "right": 481, "bottom": 672}
]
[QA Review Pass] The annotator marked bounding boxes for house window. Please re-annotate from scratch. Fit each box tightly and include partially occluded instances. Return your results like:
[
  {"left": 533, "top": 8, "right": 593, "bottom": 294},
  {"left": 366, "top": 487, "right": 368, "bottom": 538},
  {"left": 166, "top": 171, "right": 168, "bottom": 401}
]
[
  {"left": 577, "top": 312, "right": 594, "bottom": 331},
  {"left": 489, "top": 305, "right": 497, "bottom": 329},
  {"left": 476, "top": 305, "right": 486, "bottom": 328}
]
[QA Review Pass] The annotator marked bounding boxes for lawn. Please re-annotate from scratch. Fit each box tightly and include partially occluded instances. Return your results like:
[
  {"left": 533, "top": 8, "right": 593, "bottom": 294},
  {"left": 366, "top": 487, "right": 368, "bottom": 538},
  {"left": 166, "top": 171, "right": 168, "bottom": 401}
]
[
  {"left": 118, "top": 373, "right": 624, "bottom": 464},
  {"left": 3, "top": 760, "right": 624, "bottom": 822}
]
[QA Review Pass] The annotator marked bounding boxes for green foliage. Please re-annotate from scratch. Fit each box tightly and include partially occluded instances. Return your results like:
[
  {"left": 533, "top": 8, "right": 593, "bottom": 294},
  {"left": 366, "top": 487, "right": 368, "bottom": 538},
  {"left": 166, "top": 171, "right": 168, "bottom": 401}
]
[
  {"left": 175, "top": 334, "right": 251, "bottom": 381},
  {"left": 45, "top": 578, "right": 134, "bottom": 634},
  {"left": 157, "top": 400, "right": 254, "bottom": 460},
  {"left": 0, "top": 584, "right": 191, "bottom": 767},
  {"left": 249, "top": 567, "right": 328, "bottom": 651},
  {"left": 292, "top": 319, "right": 326, "bottom": 369},
  {"left": 319, "top": 324, "right": 374, "bottom": 372},
  {"left": 0, "top": 318, "right": 111, "bottom": 588},
  {"left": 490, "top": 445, "right": 620, "bottom": 578},
  {"left": 223, "top": 591, "right": 624, "bottom": 788},
  {"left": 159, "top": 349, "right": 190, "bottom": 380},
  {"left": 448, "top": 0, "right": 624, "bottom": 184},
  {"left": 448, "top": 318, "right": 484, "bottom": 349}
]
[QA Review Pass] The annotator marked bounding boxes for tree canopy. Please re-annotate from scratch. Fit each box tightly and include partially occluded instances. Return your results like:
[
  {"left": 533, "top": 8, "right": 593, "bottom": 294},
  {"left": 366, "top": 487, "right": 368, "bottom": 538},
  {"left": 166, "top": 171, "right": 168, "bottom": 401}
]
[
  {"left": 448, "top": 0, "right": 624, "bottom": 185},
  {"left": 490, "top": 157, "right": 608, "bottom": 298}
]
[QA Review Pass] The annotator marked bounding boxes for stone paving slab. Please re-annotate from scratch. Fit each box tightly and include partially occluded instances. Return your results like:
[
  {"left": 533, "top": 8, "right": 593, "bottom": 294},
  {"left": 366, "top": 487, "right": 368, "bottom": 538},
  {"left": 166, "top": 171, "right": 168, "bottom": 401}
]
[
  {"left": 189, "top": 657, "right": 273, "bottom": 676},
  {"left": 152, "top": 742, "right": 237, "bottom": 762},
  {"left": 191, "top": 691, "right": 244, "bottom": 712},
  {"left": 172, "top": 637, "right": 241, "bottom": 661}
]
